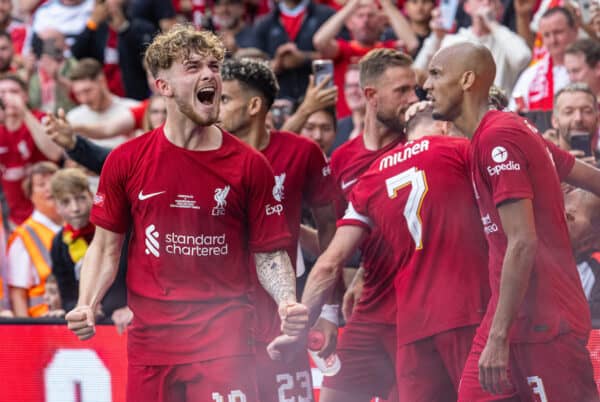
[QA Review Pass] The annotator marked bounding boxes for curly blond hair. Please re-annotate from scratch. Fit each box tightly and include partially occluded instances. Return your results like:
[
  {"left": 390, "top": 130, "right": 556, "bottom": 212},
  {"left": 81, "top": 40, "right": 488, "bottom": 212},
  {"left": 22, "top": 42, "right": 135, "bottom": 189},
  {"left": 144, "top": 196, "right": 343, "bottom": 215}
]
[{"left": 144, "top": 24, "right": 226, "bottom": 78}]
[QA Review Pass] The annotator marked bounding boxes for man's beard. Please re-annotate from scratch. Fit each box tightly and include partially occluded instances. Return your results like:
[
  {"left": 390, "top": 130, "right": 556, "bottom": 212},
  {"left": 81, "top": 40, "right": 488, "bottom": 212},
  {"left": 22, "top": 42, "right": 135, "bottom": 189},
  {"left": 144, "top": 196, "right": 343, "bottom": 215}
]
[
  {"left": 377, "top": 109, "right": 405, "bottom": 133},
  {"left": 175, "top": 96, "right": 219, "bottom": 127}
]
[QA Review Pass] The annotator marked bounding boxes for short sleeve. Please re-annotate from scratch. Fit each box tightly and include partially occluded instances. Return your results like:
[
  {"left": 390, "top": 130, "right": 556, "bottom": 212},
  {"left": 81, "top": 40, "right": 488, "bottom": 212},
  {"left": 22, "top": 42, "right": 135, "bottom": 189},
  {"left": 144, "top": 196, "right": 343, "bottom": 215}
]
[
  {"left": 477, "top": 130, "right": 534, "bottom": 206},
  {"left": 90, "top": 149, "right": 132, "bottom": 233},
  {"left": 246, "top": 153, "right": 292, "bottom": 252},
  {"left": 303, "top": 141, "right": 336, "bottom": 207},
  {"left": 338, "top": 175, "right": 375, "bottom": 230},
  {"left": 545, "top": 139, "right": 575, "bottom": 181},
  {"left": 6, "top": 237, "right": 35, "bottom": 288}
]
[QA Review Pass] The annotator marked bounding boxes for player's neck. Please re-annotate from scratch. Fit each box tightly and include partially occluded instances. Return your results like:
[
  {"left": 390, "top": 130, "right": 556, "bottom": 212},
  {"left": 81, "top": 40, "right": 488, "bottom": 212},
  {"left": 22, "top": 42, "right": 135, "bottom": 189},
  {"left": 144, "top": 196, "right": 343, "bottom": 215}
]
[
  {"left": 163, "top": 117, "right": 222, "bottom": 151},
  {"left": 454, "top": 101, "right": 491, "bottom": 139},
  {"left": 4, "top": 114, "right": 22, "bottom": 131},
  {"left": 363, "top": 114, "right": 402, "bottom": 150},
  {"left": 248, "top": 118, "right": 271, "bottom": 151}
]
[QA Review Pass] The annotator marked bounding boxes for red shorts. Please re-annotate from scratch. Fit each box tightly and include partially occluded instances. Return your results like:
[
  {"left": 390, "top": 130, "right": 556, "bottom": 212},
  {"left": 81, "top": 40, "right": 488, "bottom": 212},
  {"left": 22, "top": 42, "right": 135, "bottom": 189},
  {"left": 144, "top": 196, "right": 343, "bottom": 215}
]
[
  {"left": 127, "top": 355, "right": 259, "bottom": 402},
  {"left": 458, "top": 330, "right": 599, "bottom": 402},
  {"left": 255, "top": 340, "right": 314, "bottom": 402},
  {"left": 396, "top": 325, "right": 476, "bottom": 402},
  {"left": 322, "top": 320, "right": 397, "bottom": 399}
]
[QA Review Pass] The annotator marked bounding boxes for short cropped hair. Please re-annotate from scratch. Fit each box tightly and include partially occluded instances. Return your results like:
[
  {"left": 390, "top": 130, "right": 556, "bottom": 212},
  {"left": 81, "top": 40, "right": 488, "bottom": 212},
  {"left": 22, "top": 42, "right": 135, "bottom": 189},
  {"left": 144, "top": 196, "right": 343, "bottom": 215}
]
[
  {"left": 22, "top": 161, "right": 59, "bottom": 199},
  {"left": 359, "top": 48, "right": 413, "bottom": 87},
  {"left": 566, "top": 38, "right": 600, "bottom": 68},
  {"left": 406, "top": 103, "right": 435, "bottom": 136},
  {"left": 541, "top": 6, "right": 576, "bottom": 28},
  {"left": 0, "top": 72, "right": 27, "bottom": 92},
  {"left": 145, "top": 24, "right": 225, "bottom": 79},
  {"left": 554, "top": 82, "right": 598, "bottom": 114},
  {"left": 50, "top": 168, "right": 91, "bottom": 201},
  {"left": 69, "top": 58, "right": 103, "bottom": 81},
  {"left": 221, "top": 58, "right": 279, "bottom": 109}
]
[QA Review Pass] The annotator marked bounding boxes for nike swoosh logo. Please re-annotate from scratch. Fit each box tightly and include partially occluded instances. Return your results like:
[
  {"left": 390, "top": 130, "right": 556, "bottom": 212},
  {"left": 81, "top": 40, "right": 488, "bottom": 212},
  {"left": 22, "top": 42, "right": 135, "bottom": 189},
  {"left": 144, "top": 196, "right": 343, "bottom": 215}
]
[
  {"left": 138, "top": 190, "right": 166, "bottom": 201},
  {"left": 341, "top": 178, "right": 358, "bottom": 190}
]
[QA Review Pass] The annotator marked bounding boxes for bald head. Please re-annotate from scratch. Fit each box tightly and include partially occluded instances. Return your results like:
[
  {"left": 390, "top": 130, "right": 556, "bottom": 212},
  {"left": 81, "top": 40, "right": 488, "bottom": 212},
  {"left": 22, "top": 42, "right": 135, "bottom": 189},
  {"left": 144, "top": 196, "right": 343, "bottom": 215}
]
[
  {"left": 438, "top": 42, "right": 495, "bottom": 91},
  {"left": 423, "top": 42, "right": 496, "bottom": 129}
]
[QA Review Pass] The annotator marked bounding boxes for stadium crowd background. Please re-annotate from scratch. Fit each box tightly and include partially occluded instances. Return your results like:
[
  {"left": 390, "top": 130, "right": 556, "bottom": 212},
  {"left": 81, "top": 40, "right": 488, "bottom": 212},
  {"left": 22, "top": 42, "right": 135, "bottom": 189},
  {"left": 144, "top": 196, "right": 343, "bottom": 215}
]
[{"left": 1, "top": 0, "right": 600, "bottom": 388}]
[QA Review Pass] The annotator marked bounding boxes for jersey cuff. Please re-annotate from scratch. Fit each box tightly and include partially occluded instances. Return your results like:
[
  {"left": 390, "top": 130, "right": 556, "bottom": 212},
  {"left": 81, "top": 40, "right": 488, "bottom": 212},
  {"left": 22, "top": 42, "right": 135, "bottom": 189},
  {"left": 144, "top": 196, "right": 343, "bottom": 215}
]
[
  {"left": 249, "top": 233, "right": 293, "bottom": 253},
  {"left": 493, "top": 190, "right": 533, "bottom": 207},
  {"left": 336, "top": 218, "right": 372, "bottom": 232},
  {"left": 90, "top": 215, "right": 129, "bottom": 234}
]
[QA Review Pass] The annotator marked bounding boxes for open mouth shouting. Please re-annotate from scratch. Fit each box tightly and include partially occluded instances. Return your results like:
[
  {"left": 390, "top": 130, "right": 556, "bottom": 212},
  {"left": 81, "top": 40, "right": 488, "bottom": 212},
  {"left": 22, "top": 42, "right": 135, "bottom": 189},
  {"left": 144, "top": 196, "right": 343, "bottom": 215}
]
[{"left": 197, "top": 86, "right": 217, "bottom": 105}]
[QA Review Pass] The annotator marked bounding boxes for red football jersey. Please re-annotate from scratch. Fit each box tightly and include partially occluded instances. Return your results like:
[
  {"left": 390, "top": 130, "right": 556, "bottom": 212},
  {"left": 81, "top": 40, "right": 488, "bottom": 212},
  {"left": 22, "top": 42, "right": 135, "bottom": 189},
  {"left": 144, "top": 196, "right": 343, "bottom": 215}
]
[
  {"left": 91, "top": 127, "right": 292, "bottom": 365},
  {"left": 0, "top": 111, "right": 49, "bottom": 224},
  {"left": 329, "top": 134, "right": 404, "bottom": 325},
  {"left": 342, "top": 136, "right": 489, "bottom": 345},
  {"left": 253, "top": 130, "right": 336, "bottom": 342},
  {"left": 469, "top": 110, "right": 590, "bottom": 343}
]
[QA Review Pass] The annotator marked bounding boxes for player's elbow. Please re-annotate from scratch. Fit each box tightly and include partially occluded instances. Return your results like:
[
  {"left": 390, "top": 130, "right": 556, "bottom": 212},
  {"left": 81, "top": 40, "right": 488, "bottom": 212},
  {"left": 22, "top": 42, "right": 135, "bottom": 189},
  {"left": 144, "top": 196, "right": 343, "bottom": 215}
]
[{"left": 311, "top": 257, "right": 341, "bottom": 284}]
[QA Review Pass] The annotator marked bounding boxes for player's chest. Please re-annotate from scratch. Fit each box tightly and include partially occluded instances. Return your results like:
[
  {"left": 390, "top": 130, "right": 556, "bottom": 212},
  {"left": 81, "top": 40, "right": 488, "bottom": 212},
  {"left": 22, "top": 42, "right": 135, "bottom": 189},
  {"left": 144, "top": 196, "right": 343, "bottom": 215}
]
[
  {"left": 127, "top": 164, "right": 247, "bottom": 223},
  {"left": 0, "top": 131, "right": 34, "bottom": 165}
]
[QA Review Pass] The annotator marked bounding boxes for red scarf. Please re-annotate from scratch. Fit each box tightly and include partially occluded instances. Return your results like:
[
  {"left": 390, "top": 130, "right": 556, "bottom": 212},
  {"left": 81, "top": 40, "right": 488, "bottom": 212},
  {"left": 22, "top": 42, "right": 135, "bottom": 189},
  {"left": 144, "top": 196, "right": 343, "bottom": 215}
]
[
  {"left": 63, "top": 222, "right": 95, "bottom": 242},
  {"left": 527, "top": 54, "right": 554, "bottom": 111}
]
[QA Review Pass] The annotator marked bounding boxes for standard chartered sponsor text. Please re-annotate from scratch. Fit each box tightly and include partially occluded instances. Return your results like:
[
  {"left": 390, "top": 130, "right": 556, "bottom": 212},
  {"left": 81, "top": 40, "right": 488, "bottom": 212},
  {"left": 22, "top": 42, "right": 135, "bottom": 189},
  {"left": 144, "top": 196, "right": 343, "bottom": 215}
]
[{"left": 165, "top": 232, "right": 229, "bottom": 256}]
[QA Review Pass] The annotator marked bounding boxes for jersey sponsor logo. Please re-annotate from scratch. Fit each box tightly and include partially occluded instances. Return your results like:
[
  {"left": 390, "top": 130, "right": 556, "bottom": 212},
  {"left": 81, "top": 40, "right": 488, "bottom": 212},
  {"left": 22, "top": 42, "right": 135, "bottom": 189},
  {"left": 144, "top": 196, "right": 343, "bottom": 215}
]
[
  {"left": 378, "top": 139, "right": 430, "bottom": 171},
  {"left": 212, "top": 185, "right": 230, "bottom": 216},
  {"left": 491, "top": 146, "right": 508, "bottom": 163},
  {"left": 481, "top": 213, "right": 498, "bottom": 234},
  {"left": 138, "top": 190, "right": 166, "bottom": 201},
  {"left": 266, "top": 203, "right": 284, "bottom": 216},
  {"left": 340, "top": 178, "right": 357, "bottom": 190},
  {"left": 273, "top": 173, "right": 286, "bottom": 202},
  {"left": 144, "top": 224, "right": 160, "bottom": 257},
  {"left": 170, "top": 194, "right": 201, "bottom": 210},
  {"left": 487, "top": 160, "right": 521, "bottom": 176},
  {"left": 93, "top": 192, "right": 105, "bottom": 207},
  {"left": 144, "top": 223, "right": 230, "bottom": 257}
]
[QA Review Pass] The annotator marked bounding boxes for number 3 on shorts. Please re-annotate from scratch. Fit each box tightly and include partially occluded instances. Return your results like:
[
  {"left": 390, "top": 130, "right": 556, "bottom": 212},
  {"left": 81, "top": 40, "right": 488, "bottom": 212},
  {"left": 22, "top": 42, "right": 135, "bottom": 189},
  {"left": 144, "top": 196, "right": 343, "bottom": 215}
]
[
  {"left": 527, "top": 376, "right": 548, "bottom": 402},
  {"left": 212, "top": 390, "right": 247, "bottom": 402},
  {"left": 385, "top": 167, "right": 428, "bottom": 249}
]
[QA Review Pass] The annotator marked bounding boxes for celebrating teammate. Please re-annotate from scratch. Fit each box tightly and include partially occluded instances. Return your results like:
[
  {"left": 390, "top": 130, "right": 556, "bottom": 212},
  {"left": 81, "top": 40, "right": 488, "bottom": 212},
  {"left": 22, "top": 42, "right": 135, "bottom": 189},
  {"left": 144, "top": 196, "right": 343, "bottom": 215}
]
[
  {"left": 300, "top": 48, "right": 418, "bottom": 402},
  {"left": 219, "top": 57, "right": 337, "bottom": 402},
  {"left": 425, "top": 42, "right": 600, "bottom": 401},
  {"left": 65, "top": 25, "right": 308, "bottom": 402}
]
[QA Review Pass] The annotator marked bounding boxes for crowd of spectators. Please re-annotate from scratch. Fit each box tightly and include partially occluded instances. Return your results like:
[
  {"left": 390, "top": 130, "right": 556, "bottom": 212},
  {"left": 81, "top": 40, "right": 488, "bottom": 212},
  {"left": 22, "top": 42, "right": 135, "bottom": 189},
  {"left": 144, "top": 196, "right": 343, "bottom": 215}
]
[{"left": 0, "top": 0, "right": 599, "bottom": 331}]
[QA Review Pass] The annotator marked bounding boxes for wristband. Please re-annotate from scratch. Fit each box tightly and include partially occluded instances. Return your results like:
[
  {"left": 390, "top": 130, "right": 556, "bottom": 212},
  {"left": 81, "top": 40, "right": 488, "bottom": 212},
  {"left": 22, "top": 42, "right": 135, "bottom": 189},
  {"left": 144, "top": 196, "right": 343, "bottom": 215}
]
[{"left": 319, "top": 304, "right": 339, "bottom": 326}]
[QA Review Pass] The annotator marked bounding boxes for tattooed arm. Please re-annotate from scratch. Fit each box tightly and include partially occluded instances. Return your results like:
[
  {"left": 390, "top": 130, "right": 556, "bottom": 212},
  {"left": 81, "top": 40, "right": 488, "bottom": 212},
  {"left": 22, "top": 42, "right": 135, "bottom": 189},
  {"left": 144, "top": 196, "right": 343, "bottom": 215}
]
[{"left": 254, "top": 249, "right": 308, "bottom": 336}]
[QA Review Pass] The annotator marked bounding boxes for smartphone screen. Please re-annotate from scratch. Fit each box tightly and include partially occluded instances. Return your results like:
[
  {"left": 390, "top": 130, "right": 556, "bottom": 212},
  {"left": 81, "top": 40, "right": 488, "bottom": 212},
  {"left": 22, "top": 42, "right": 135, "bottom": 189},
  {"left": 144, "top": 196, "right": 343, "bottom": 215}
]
[
  {"left": 440, "top": 0, "right": 459, "bottom": 31},
  {"left": 312, "top": 60, "right": 334, "bottom": 88},
  {"left": 570, "top": 131, "right": 592, "bottom": 156}
]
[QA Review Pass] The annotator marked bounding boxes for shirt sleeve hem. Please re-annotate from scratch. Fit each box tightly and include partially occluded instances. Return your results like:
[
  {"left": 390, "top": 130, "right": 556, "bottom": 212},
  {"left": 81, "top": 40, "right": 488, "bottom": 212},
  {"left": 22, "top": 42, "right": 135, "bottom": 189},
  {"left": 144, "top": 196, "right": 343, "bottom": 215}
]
[
  {"left": 336, "top": 218, "right": 372, "bottom": 232},
  {"left": 493, "top": 190, "right": 533, "bottom": 207},
  {"left": 249, "top": 234, "right": 293, "bottom": 254},
  {"left": 90, "top": 215, "right": 128, "bottom": 234}
]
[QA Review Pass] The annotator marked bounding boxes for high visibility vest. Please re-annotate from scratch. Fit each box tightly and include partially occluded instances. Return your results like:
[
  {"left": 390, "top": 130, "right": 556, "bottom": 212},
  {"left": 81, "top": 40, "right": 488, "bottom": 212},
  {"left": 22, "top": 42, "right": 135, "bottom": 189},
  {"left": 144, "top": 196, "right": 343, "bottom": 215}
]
[{"left": 8, "top": 217, "right": 55, "bottom": 317}]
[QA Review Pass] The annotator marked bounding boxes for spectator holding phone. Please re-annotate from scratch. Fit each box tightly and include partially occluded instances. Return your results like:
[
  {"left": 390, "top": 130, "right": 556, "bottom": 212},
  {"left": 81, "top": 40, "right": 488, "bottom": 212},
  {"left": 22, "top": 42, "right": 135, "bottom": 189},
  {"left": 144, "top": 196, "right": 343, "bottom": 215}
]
[
  {"left": 414, "top": 0, "right": 530, "bottom": 96},
  {"left": 313, "top": 0, "right": 417, "bottom": 118},
  {"left": 548, "top": 83, "right": 598, "bottom": 163}
]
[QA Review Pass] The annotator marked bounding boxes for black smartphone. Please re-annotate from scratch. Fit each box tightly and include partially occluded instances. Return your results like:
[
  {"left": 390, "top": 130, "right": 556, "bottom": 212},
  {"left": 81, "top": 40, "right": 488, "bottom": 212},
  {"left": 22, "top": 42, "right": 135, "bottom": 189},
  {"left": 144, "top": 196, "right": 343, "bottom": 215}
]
[{"left": 570, "top": 131, "right": 592, "bottom": 157}]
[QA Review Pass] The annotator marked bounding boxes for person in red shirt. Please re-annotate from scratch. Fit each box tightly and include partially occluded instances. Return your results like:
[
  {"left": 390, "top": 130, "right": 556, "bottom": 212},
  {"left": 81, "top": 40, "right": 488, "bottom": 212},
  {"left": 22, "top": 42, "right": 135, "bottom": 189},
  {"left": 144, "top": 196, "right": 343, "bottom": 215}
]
[
  {"left": 339, "top": 130, "right": 488, "bottom": 402},
  {"left": 313, "top": 0, "right": 418, "bottom": 118},
  {"left": 424, "top": 42, "right": 600, "bottom": 402},
  {"left": 292, "top": 48, "right": 417, "bottom": 402},
  {"left": 219, "top": 57, "right": 337, "bottom": 402},
  {"left": 64, "top": 25, "right": 309, "bottom": 402},
  {"left": 0, "top": 73, "right": 63, "bottom": 226}
]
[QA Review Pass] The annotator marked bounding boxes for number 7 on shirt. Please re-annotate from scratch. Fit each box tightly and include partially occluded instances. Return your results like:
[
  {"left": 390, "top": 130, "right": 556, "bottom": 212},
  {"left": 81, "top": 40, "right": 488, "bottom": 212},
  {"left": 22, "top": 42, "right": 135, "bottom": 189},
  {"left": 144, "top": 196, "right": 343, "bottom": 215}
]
[{"left": 385, "top": 167, "right": 429, "bottom": 250}]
